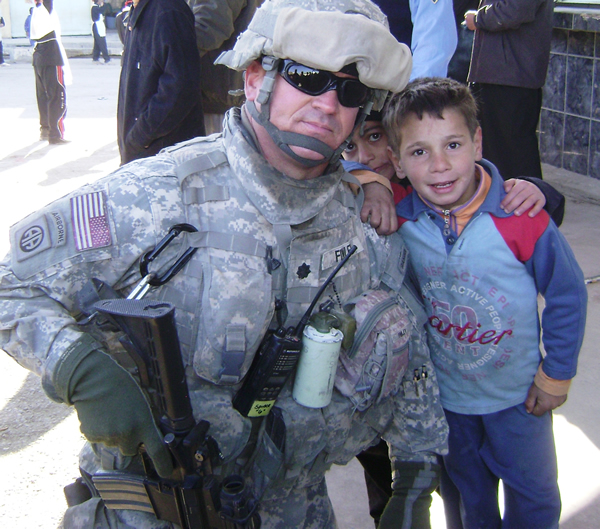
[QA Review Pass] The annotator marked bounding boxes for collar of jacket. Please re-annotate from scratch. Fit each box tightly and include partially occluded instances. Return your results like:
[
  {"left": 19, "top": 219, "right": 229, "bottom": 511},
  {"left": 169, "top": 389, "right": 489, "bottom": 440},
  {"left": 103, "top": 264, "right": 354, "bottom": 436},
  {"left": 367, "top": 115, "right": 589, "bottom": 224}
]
[
  {"left": 128, "top": 0, "right": 150, "bottom": 31},
  {"left": 396, "top": 158, "right": 513, "bottom": 222},
  {"left": 222, "top": 107, "right": 348, "bottom": 226}
]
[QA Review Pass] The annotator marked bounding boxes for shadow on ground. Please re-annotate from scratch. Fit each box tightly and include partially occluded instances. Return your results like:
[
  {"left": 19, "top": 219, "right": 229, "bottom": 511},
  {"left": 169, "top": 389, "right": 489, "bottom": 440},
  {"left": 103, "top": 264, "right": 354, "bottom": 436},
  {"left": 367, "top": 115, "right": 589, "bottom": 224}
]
[
  {"left": 0, "top": 371, "right": 73, "bottom": 454},
  {"left": 40, "top": 141, "right": 121, "bottom": 186}
]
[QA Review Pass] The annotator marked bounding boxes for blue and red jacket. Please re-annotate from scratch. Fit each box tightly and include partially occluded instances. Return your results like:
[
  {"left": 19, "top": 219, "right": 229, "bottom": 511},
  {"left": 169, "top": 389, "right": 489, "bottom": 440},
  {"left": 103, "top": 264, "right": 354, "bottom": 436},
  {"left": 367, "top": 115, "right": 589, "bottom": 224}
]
[{"left": 396, "top": 159, "right": 587, "bottom": 414}]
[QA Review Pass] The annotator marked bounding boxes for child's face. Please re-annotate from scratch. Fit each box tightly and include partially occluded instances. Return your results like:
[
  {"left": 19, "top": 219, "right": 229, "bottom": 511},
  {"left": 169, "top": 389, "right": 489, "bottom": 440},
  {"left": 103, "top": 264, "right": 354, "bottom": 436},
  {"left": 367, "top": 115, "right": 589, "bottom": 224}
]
[
  {"left": 389, "top": 109, "right": 483, "bottom": 210},
  {"left": 343, "top": 121, "right": 396, "bottom": 180}
]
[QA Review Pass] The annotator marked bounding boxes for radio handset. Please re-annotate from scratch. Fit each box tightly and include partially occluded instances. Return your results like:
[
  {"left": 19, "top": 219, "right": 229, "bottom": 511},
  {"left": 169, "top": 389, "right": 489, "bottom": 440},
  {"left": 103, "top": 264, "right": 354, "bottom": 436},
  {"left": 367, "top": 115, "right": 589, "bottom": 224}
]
[{"left": 232, "top": 245, "right": 358, "bottom": 417}]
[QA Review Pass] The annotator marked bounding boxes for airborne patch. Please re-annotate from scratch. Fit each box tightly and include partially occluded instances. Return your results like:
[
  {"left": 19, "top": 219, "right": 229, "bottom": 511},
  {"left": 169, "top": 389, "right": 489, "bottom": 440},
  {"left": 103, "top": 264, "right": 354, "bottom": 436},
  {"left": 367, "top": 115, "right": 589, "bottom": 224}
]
[
  {"left": 14, "top": 211, "right": 67, "bottom": 262},
  {"left": 15, "top": 216, "right": 52, "bottom": 262}
]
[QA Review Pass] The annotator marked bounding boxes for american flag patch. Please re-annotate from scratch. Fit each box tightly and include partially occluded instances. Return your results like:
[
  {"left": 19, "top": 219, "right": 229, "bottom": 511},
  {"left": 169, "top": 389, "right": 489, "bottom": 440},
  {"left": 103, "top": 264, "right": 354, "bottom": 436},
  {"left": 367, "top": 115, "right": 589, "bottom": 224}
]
[{"left": 70, "top": 192, "right": 112, "bottom": 251}]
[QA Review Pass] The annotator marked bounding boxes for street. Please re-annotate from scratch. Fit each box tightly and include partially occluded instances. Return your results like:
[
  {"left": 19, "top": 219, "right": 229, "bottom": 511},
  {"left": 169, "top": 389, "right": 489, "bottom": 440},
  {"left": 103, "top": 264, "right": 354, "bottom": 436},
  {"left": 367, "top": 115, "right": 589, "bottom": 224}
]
[{"left": 1, "top": 56, "right": 599, "bottom": 528}]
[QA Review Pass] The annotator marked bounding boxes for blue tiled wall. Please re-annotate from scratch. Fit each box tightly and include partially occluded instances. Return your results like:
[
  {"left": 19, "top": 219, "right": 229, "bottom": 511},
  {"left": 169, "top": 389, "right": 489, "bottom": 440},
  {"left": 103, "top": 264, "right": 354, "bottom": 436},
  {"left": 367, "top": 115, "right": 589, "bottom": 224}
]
[{"left": 540, "top": 10, "right": 600, "bottom": 180}]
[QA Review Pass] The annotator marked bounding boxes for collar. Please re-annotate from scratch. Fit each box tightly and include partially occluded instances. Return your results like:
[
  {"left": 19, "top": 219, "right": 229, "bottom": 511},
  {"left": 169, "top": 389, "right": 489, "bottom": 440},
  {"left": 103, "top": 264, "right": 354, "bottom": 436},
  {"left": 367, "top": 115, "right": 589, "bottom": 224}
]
[
  {"left": 421, "top": 165, "right": 488, "bottom": 236},
  {"left": 128, "top": 0, "right": 149, "bottom": 30},
  {"left": 222, "top": 107, "right": 345, "bottom": 226}
]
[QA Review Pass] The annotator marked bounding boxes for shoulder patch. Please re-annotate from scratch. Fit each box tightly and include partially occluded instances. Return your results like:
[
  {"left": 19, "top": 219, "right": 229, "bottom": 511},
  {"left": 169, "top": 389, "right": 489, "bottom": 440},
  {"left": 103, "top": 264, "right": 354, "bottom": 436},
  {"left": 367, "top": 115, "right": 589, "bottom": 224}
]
[
  {"left": 14, "top": 216, "right": 52, "bottom": 262},
  {"left": 14, "top": 211, "right": 67, "bottom": 262},
  {"left": 70, "top": 191, "right": 112, "bottom": 251}
]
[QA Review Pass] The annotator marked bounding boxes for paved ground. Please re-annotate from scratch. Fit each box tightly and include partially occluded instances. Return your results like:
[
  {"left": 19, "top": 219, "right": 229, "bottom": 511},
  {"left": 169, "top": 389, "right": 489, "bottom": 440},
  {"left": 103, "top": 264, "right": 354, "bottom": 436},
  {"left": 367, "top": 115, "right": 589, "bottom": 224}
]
[{"left": 0, "top": 35, "right": 599, "bottom": 528}]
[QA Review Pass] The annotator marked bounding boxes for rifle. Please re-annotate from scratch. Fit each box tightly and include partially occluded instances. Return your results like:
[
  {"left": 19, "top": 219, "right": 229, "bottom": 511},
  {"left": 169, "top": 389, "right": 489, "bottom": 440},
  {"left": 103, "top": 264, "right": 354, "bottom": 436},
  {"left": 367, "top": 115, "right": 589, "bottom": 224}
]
[{"left": 90, "top": 297, "right": 260, "bottom": 528}]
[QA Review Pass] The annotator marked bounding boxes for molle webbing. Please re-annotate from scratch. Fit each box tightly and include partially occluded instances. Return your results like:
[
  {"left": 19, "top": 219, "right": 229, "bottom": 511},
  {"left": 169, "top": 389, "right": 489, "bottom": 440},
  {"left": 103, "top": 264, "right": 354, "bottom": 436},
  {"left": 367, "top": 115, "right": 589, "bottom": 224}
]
[
  {"left": 175, "top": 150, "right": 228, "bottom": 187},
  {"left": 183, "top": 185, "right": 230, "bottom": 206},
  {"left": 187, "top": 231, "right": 267, "bottom": 258}
]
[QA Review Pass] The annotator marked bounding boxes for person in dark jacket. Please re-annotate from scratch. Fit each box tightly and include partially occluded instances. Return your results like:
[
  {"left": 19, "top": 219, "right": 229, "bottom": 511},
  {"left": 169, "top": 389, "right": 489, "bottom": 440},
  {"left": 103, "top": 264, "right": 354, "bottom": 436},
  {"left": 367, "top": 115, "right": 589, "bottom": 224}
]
[
  {"left": 465, "top": 0, "right": 553, "bottom": 180},
  {"left": 117, "top": 0, "right": 205, "bottom": 165}
]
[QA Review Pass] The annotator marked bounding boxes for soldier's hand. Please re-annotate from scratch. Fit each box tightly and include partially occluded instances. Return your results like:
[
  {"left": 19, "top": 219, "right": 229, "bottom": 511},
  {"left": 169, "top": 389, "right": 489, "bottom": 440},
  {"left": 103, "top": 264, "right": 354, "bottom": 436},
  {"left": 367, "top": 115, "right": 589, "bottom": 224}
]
[
  {"left": 361, "top": 181, "right": 398, "bottom": 235},
  {"left": 524, "top": 382, "right": 567, "bottom": 417},
  {"left": 54, "top": 347, "right": 174, "bottom": 478}
]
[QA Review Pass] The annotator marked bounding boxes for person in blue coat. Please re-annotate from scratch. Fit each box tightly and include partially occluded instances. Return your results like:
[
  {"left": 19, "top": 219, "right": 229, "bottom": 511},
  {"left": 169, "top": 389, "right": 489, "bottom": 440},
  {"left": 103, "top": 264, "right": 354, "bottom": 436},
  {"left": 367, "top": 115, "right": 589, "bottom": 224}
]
[
  {"left": 117, "top": 0, "right": 205, "bottom": 165},
  {"left": 375, "top": 0, "right": 457, "bottom": 80}
]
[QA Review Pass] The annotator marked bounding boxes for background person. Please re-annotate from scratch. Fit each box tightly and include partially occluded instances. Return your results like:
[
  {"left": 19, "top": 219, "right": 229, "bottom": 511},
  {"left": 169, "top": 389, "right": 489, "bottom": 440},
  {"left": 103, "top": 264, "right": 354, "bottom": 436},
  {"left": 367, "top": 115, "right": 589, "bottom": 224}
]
[
  {"left": 187, "top": 0, "right": 261, "bottom": 135},
  {"left": 465, "top": 0, "right": 553, "bottom": 180},
  {"left": 30, "top": 0, "right": 71, "bottom": 144},
  {"left": 24, "top": 7, "right": 35, "bottom": 47},
  {"left": 91, "top": 0, "right": 111, "bottom": 64},
  {"left": 374, "top": 0, "right": 457, "bottom": 81},
  {"left": 0, "top": 0, "right": 6, "bottom": 67},
  {"left": 117, "top": 0, "right": 205, "bottom": 164}
]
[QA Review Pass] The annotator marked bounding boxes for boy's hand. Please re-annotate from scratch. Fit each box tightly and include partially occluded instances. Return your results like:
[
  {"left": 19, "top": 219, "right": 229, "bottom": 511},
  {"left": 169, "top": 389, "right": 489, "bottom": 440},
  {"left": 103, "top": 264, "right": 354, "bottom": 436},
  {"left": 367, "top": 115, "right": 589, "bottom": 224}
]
[
  {"left": 361, "top": 182, "right": 398, "bottom": 235},
  {"left": 525, "top": 383, "right": 567, "bottom": 416},
  {"left": 501, "top": 179, "right": 546, "bottom": 218}
]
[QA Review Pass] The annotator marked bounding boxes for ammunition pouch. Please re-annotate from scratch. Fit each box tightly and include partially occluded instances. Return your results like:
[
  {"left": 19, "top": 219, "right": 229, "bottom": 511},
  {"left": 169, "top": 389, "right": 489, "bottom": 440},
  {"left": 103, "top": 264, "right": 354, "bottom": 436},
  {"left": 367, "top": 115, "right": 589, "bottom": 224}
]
[
  {"left": 92, "top": 471, "right": 217, "bottom": 527},
  {"left": 65, "top": 469, "right": 260, "bottom": 528}
]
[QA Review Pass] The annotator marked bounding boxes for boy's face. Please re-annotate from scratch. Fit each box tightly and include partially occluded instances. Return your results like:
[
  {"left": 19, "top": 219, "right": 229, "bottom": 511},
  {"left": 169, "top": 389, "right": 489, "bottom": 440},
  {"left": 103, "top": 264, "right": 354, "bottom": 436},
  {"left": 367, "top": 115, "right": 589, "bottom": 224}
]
[
  {"left": 343, "top": 121, "right": 396, "bottom": 180},
  {"left": 389, "top": 109, "right": 483, "bottom": 210}
]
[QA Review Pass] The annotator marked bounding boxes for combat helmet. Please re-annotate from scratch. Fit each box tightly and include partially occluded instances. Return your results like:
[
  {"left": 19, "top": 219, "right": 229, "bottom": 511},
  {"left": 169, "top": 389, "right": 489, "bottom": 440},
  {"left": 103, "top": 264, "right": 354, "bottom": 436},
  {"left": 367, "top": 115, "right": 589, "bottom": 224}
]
[{"left": 216, "top": 0, "right": 412, "bottom": 168}]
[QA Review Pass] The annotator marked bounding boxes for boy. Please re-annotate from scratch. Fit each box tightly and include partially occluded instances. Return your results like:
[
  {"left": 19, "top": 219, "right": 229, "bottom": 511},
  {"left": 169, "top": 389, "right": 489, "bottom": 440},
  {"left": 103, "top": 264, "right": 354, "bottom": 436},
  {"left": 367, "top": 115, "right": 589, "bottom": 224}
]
[{"left": 385, "top": 77, "right": 587, "bottom": 528}]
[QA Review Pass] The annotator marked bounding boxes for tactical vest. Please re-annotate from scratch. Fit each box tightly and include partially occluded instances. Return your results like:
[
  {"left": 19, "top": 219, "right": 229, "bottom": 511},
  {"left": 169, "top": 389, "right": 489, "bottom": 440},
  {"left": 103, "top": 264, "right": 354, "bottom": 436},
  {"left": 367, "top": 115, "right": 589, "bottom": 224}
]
[
  {"left": 154, "top": 110, "right": 409, "bottom": 390},
  {"left": 142, "top": 111, "right": 415, "bottom": 479}
]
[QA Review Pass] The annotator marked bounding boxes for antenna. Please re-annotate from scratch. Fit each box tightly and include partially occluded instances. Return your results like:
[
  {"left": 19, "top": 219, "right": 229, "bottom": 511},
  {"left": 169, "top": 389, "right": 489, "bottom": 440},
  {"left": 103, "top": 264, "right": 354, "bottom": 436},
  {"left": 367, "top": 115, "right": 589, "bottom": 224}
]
[{"left": 294, "top": 245, "right": 357, "bottom": 336}]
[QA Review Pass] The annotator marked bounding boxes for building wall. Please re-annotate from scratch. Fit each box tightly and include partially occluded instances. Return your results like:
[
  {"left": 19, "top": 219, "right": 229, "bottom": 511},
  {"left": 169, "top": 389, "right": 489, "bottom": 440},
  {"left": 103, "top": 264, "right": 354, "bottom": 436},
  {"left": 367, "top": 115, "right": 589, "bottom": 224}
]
[
  {"left": 4, "top": 0, "right": 91, "bottom": 38},
  {"left": 540, "top": 8, "right": 600, "bottom": 180}
]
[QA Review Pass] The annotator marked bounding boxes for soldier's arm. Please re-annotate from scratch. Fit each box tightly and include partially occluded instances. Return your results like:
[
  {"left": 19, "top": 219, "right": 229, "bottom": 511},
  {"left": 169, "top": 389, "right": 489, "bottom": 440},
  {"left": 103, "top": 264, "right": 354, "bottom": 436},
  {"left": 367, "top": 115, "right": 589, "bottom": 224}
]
[{"left": 0, "top": 172, "right": 165, "bottom": 376}]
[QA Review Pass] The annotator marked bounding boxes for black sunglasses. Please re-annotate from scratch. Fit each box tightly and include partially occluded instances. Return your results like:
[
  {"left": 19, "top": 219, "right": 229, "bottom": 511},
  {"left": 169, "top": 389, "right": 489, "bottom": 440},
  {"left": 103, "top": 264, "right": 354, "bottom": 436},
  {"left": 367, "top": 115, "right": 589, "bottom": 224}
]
[{"left": 278, "top": 59, "right": 371, "bottom": 108}]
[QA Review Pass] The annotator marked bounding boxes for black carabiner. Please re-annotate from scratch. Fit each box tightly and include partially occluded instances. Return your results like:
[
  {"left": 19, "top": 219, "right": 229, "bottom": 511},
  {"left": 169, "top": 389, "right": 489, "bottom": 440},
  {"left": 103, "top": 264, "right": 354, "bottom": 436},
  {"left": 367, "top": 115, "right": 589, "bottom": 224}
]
[{"left": 140, "top": 224, "right": 198, "bottom": 286}]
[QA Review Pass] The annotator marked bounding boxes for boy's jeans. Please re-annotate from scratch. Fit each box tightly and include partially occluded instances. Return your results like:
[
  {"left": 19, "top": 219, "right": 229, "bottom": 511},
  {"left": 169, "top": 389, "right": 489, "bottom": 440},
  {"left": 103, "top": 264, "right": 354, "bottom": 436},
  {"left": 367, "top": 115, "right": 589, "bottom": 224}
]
[{"left": 441, "top": 404, "right": 560, "bottom": 529}]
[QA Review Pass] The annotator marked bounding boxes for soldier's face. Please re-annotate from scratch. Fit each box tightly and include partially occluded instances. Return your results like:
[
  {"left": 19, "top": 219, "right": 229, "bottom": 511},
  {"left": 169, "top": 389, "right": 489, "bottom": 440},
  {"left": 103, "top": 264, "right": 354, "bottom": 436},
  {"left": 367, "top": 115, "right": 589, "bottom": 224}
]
[{"left": 246, "top": 61, "right": 359, "bottom": 166}]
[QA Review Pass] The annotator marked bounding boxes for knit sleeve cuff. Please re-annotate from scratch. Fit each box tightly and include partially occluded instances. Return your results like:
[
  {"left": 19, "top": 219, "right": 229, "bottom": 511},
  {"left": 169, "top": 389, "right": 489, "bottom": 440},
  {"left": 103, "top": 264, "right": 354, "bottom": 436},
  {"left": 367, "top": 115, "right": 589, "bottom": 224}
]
[{"left": 533, "top": 364, "right": 572, "bottom": 397}]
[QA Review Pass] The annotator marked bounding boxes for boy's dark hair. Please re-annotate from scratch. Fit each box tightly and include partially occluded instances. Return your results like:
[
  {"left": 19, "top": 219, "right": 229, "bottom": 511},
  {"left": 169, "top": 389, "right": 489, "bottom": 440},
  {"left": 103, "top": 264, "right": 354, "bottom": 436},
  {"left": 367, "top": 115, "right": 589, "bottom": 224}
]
[{"left": 383, "top": 77, "right": 479, "bottom": 155}]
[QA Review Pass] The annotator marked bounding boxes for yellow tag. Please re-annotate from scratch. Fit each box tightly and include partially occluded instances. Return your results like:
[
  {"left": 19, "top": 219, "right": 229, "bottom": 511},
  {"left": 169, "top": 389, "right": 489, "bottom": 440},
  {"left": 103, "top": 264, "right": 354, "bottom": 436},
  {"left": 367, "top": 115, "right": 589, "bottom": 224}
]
[{"left": 248, "top": 400, "right": 275, "bottom": 417}]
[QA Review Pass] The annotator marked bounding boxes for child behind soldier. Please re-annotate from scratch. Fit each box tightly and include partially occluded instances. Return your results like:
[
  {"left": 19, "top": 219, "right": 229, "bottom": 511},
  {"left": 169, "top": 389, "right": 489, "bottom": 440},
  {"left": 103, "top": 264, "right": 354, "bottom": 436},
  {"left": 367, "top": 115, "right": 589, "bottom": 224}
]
[{"left": 384, "top": 77, "right": 587, "bottom": 529}]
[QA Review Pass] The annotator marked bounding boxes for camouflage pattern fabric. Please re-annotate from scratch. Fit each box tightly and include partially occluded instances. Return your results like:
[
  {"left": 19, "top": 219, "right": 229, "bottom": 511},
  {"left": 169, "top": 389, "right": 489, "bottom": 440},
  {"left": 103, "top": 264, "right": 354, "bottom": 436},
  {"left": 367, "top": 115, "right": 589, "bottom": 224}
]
[{"left": 0, "top": 108, "right": 447, "bottom": 528}]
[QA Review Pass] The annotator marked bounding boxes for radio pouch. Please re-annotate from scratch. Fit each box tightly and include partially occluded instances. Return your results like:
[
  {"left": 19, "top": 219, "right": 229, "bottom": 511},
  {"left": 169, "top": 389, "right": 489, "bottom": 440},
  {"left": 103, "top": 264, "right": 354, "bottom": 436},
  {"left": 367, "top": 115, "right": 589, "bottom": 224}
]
[{"left": 334, "top": 289, "right": 412, "bottom": 412}]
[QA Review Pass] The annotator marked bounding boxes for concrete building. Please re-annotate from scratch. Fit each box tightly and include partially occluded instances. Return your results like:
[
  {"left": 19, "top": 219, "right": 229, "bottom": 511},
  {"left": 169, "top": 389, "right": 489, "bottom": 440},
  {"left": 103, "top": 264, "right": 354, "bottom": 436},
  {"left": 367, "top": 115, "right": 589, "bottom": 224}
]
[{"left": 0, "top": 0, "right": 122, "bottom": 39}]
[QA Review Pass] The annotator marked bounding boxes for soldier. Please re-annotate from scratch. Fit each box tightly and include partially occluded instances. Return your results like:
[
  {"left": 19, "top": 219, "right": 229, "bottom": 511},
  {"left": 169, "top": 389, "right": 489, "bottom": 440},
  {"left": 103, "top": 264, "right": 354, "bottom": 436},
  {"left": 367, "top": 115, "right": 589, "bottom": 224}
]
[{"left": 0, "top": 0, "right": 447, "bottom": 527}]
